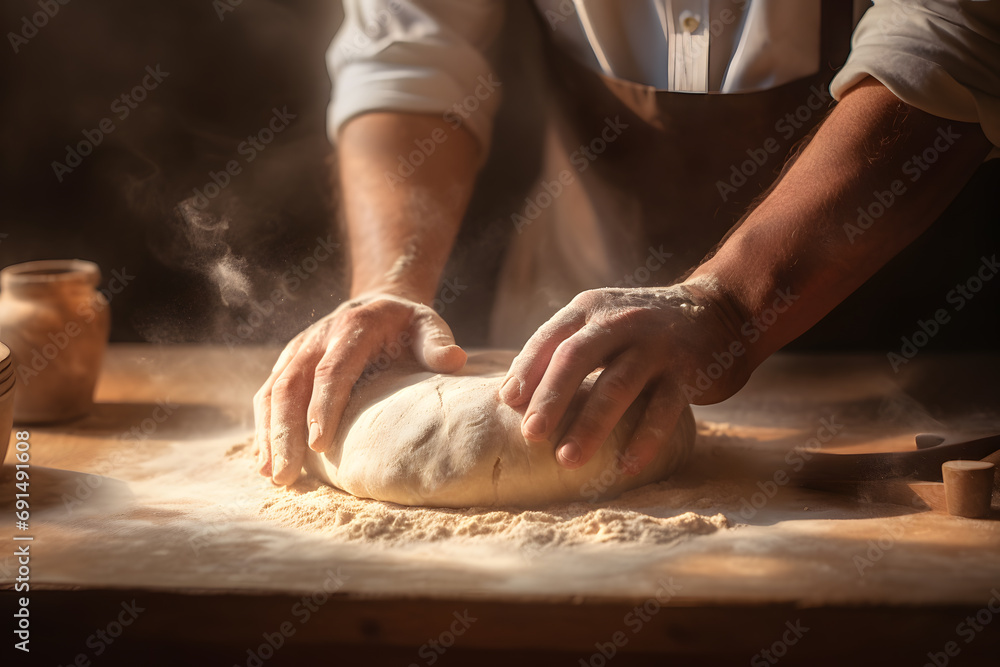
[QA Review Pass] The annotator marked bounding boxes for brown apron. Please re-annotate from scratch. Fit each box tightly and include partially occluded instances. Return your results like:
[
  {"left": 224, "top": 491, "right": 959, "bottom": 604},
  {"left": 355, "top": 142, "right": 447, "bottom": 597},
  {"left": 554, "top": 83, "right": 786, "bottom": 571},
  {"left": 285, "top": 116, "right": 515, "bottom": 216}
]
[{"left": 489, "top": 0, "right": 855, "bottom": 347}]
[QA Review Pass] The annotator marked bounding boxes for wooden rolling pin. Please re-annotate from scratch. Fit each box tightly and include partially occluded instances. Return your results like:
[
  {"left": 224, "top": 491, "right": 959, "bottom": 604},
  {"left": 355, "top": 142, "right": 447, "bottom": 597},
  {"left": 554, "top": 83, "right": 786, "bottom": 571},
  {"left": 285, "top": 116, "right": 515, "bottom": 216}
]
[
  {"left": 788, "top": 433, "right": 1000, "bottom": 517},
  {"left": 789, "top": 433, "right": 1000, "bottom": 484}
]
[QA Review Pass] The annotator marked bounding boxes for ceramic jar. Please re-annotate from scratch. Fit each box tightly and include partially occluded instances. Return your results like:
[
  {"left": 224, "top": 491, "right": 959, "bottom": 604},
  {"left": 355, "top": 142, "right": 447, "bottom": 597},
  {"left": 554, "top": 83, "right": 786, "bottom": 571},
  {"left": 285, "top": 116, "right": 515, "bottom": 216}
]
[
  {"left": 0, "top": 343, "right": 14, "bottom": 462},
  {"left": 0, "top": 259, "right": 111, "bottom": 423}
]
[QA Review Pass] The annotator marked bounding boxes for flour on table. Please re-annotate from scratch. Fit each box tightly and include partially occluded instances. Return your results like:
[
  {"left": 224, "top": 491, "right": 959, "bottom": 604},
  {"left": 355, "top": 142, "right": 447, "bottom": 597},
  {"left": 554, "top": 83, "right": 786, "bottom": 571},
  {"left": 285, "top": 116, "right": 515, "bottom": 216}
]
[
  {"left": 256, "top": 473, "right": 731, "bottom": 552},
  {"left": 246, "top": 421, "right": 764, "bottom": 553}
]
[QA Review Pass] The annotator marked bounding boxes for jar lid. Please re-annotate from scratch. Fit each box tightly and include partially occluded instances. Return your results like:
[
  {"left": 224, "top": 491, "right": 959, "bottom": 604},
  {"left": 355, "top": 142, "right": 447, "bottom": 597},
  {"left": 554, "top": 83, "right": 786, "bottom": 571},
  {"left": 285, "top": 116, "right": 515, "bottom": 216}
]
[{"left": 0, "top": 259, "right": 102, "bottom": 290}]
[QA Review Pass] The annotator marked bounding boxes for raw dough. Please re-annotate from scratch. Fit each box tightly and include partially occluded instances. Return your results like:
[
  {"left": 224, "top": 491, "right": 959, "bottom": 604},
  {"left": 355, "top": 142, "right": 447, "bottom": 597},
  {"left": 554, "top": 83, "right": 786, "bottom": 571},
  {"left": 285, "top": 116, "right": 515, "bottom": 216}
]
[{"left": 304, "top": 350, "right": 695, "bottom": 508}]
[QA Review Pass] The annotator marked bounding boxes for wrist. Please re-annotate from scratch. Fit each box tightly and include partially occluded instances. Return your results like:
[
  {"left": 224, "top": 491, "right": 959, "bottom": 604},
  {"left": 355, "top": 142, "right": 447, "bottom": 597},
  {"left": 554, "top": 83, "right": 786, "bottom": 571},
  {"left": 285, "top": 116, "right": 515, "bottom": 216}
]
[
  {"left": 350, "top": 275, "right": 438, "bottom": 306},
  {"left": 670, "top": 277, "right": 755, "bottom": 404}
]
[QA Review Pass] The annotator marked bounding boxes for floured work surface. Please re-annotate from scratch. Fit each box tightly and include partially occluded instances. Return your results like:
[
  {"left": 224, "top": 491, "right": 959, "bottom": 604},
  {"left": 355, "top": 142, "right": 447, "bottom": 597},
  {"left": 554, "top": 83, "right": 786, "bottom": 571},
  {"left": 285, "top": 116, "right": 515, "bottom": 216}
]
[{"left": 2, "top": 346, "right": 1000, "bottom": 656}]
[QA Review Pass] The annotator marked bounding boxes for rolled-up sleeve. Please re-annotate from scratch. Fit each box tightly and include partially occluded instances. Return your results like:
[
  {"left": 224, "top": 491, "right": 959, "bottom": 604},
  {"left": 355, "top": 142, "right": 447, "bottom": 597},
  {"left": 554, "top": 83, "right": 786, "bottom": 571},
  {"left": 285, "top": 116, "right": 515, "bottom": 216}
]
[
  {"left": 831, "top": 0, "right": 1000, "bottom": 150},
  {"left": 328, "top": 0, "right": 505, "bottom": 155}
]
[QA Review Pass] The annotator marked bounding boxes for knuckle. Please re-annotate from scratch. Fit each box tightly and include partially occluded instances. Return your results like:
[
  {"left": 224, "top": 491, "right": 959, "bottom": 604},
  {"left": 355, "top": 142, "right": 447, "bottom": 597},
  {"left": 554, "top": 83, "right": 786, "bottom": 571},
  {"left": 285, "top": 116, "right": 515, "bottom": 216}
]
[
  {"left": 412, "top": 312, "right": 448, "bottom": 342},
  {"left": 646, "top": 387, "right": 679, "bottom": 419},
  {"left": 595, "top": 371, "right": 635, "bottom": 405},
  {"left": 269, "top": 374, "right": 305, "bottom": 405},
  {"left": 420, "top": 328, "right": 451, "bottom": 347},
  {"left": 411, "top": 301, "right": 437, "bottom": 319},
  {"left": 602, "top": 308, "right": 639, "bottom": 329},
  {"left": 338, "top": 305, "right": 373, "bottom": 330},
  {"left": 572, "top": 289, "right": 604, "bottom": 309},
  {"left": 311, "top": 358, "right": 343, "bottom": 383},
  {"left": 551, "top": 339, "right": 589, "bottom": 369}
]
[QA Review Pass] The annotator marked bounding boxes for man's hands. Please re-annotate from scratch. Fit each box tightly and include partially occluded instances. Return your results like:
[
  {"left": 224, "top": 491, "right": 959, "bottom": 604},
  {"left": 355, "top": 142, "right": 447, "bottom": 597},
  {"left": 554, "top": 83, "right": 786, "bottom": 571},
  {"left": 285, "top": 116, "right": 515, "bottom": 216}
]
[
  {"left": 498, "top": 283, "right": 749, "bottom": 475},
  {"left": 254, "top": 293, "right": 467, "bottom": 485}
]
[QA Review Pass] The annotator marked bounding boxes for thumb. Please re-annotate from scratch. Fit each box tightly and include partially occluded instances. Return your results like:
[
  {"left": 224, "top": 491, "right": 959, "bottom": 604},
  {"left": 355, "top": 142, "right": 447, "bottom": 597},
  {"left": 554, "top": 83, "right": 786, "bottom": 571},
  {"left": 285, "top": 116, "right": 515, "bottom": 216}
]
[{"left": 411, "top": 308, "right": 467, "bottom": 373}]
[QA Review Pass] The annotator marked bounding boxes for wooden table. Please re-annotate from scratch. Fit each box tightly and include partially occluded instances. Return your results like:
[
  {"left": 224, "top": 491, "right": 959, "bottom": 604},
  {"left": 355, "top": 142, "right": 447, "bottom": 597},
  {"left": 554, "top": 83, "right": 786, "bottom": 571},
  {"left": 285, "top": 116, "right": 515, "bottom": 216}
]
[{"left": 2, "top": 345, "right": 999, "bottom": 666}]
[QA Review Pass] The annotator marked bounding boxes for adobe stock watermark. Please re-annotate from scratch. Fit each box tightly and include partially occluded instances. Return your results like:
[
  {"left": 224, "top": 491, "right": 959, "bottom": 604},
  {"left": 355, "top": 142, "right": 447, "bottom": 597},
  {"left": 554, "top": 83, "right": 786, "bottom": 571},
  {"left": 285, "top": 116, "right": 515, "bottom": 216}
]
[
  {"left": 580, "top": 451, "right": 641, "bottom": 502},
  {"left": 681, "top": 287, "right": 798, "bottom": 402},
  {"left": 613, "top": 246, "right": 673, "bottom": 288},
  {"left": 511, "top": 115, "right": 629, "bottom": 234},
  {"left": 578, "top": 577, "right": 683, "bottom": 666},
  {"left": 57, "top": 599, "right": 145, "bottom": 665},
  {"left": 408, "top": 610, "right": 477, "bottom": 667},
  {"left": 443, "top": 76, "right": 503, "bottom": 134},
  {"left": 222, "top": 235, "right": 338, "bottom": 349},
  {"left": 738, "top": 416, "right": 843, "bottom": 520},
  {"left": 118, "top": 399, "right": 180, "bottom": 443},
  {"left": 886, "top": 254, "right": 997, "bottom": 372},
  {"left": 750, "top": 619, "right": 810, "bottom": 666},
  {"left": 384, "top": 74, "right": 502, "bottom": 191},
  {"left": 213, "top": 0, "right": 245, "bottom": 21},
  {"left": 16, "top": 267, "right": 134, "bottom": 387},
  {"left": 51, "top": 66, "right": 169, "bottom": 182},
  {"left": 0, "top": 554, "right": 25, "bottom": 586},
  {"left": 843, "top": 126, "right": 961, "bottom": 243},
  {"left": 191, "top": 106, "right": 297, "bottom": 210},
  {"left": 852, "top": 521, "right": 906, "bottom": 576},
  {"left": 875, "top": 0, "right": 921, "bottom": 36},
  {"left": 189, "top": 492, "right": 259, "bottom": 556},
  {"left": 430, "top": 277, "right": 466, "bottom": 316},
  {"left": 7, "top": 0, "right": 73, "bottom": 54},
  {"left": 716, "top": 84, "right": 830, "bottom": 202},
  {"left": 331, "top": 0, "right": 404, "bottom": 59},
  {"left": 234, "top": 567, "right": 350, "bottom": 667},
  {"left": 354, "top": 276, "right": 465, "bottom": 387},
  {"left": 59, "top": 450, "right": 130, "bottom": 517},
  {"left": 921, "top": 588, "right": 1000, "bottom": 667},
  {"left": 355, "top": 328, "right": 414, "bottom": 388},
  {"left": 57, "top": 399, "right": 178, "bottom": 517}
]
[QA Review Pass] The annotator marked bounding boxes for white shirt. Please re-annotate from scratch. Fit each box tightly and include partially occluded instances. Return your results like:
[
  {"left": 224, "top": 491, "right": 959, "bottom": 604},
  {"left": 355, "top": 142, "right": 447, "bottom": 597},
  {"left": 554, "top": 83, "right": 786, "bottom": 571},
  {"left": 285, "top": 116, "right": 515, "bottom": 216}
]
[{"left": 328, "top": 0, "right": 1000, "bottom": 155}]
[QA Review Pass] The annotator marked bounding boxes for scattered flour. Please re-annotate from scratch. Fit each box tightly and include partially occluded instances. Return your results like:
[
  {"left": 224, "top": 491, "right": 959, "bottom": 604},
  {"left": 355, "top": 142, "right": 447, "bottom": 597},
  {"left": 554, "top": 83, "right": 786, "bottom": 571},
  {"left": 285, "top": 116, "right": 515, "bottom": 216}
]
[
  {"left": 241, "top": 419, "right": 759, "bottom": 552},
  {"left": 255, "top": 474, "right": 732, "bottom": 549},
  {"left": 71, "top": 421, "right": 752, "bottom": 564}
]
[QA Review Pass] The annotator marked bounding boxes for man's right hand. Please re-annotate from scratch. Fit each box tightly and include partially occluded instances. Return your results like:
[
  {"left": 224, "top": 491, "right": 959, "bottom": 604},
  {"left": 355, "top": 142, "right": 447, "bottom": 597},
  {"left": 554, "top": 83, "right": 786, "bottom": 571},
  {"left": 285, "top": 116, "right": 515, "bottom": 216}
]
[{"left": 253, "top": 292, "right": 467, "bottom": 485}]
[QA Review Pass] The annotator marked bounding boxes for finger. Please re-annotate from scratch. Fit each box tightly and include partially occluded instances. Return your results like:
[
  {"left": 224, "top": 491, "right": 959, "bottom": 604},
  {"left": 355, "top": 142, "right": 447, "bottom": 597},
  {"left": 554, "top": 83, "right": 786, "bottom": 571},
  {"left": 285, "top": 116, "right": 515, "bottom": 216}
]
[
  {"left": 500, "top": 303, "right": 587, "bottom": 407},
  {"left": 553, "top": 353, "right": 651, "bottom": 469},
  {"left": 271, "top": 331, "right": 307, "bottom": 374},
  {"left": 623, "top": 382, "right": 685, "bottom": 475},
  {"left": 305, "top": 330, "right": 386, "bottom": 454},
  {"left": 411, "top": 307, "right": 467, "bottom": 373},
  {"left": 520, "top": 322, "right": 620, "bottom": 443},
  {"left": 269, "top": 348, "right": 324, "bottom": 485},
  {"left": 253, "top": 335, "right": 307, "bottom": 475},
  {"left": 253, "top": 381, "right": 274, "bottom": 477}
]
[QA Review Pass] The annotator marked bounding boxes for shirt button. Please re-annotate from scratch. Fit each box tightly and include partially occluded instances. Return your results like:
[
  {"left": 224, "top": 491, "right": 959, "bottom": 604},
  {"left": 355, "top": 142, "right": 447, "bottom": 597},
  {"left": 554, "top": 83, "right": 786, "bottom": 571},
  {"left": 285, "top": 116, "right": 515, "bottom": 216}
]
[{"left": 680, "top": 10, "right": 700, "bottom": 32}]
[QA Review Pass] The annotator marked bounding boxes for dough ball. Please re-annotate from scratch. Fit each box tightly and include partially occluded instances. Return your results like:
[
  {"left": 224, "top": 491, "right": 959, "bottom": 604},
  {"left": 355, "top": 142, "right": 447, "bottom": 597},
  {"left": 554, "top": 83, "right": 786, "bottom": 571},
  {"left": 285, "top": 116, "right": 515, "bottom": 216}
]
[{"left": 304, "top": 350, "right": 695, "bottom": 508}]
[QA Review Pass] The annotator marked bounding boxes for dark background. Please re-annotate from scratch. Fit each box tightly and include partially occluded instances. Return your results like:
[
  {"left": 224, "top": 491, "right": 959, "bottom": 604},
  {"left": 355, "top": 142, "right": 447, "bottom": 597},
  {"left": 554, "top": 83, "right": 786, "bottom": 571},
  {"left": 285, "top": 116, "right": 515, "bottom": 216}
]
[
  {"left": 0, "top": 0, "right": 345, "bottom": 345},
  {"left": 1, "top": 0, "right": 997, "bottom": 354}
]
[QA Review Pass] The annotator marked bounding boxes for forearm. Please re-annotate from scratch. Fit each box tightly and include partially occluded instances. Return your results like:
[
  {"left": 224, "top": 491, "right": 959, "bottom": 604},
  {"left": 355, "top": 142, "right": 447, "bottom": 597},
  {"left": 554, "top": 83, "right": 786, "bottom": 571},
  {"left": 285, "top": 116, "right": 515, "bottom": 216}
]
[
  {"left": 689, "top": 78, "right": 992, "bottom": 374},
  {"left": 337, "top": 112, "right": 480, "bottom": 304}
]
